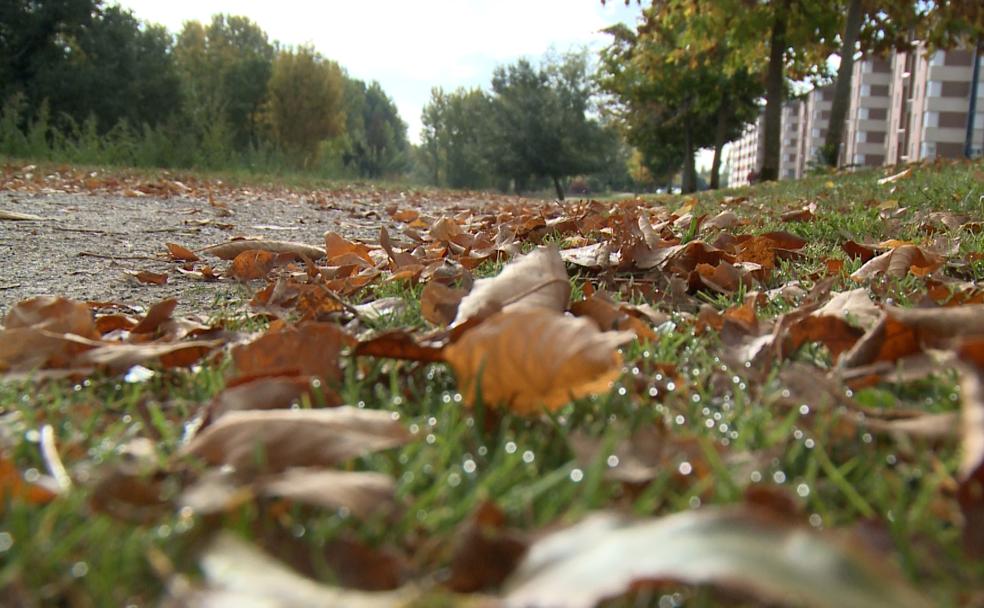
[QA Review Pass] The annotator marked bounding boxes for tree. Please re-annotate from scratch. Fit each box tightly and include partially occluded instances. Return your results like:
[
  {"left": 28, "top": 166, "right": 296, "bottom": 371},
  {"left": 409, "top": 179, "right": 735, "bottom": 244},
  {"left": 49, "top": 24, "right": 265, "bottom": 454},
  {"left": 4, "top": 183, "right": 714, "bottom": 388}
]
[
  {"left": 635, "top": 0, "right": 838, "bottom": 182},
  {"left": 174, "top": 15, "right": 274, "bottom": 149},
  {"left": 342, "top": 78, "right": 409, "bottom": 178},
  {"left": 263, "top": 45, "right": 345, "bottom": 168},
  {"left": 598, "top": 11, "right": 761, "bottom": 192},
  {"left": 420, "top": 86, "right": 495, "bottom": 189},
  {"left": 30, "top": 5, "right": 180, "bottom": 131},
  {"left": 488, "top": 52, "right": 605, "bottom": 200},
  {"left": 0, "top": 0, "right": 96, "bottom": 109}
]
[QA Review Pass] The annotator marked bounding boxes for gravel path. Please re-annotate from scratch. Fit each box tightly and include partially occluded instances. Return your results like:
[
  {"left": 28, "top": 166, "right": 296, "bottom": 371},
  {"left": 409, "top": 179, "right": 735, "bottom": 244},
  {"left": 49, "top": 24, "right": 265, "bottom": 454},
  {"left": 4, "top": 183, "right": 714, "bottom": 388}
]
[{"left": 0, "top": 170, "right": 521, "bottom": 317}]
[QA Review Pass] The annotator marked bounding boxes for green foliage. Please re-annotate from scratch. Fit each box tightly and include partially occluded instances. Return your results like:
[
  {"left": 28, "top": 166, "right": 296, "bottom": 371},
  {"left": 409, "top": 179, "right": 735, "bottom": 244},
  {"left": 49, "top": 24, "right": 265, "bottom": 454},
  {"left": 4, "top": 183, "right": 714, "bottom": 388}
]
[
  {"left": 488, "top": 51, "right": 607, "bottom": 199},
  {"left": 421, "top": 86, "right": 496, "bottom": 189},
  {"left": 262, "top": 45, "right": 345, "bottom": 169},
  {"left": 341, "top": 78, "right": 410, "bottom": 178}
]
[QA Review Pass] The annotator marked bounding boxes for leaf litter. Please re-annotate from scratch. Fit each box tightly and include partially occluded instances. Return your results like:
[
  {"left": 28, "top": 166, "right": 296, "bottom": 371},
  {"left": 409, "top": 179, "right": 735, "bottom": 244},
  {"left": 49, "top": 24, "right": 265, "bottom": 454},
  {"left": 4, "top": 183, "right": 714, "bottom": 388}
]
[{"left": 2, "top": 161, "right": 983, "bottom": 606}]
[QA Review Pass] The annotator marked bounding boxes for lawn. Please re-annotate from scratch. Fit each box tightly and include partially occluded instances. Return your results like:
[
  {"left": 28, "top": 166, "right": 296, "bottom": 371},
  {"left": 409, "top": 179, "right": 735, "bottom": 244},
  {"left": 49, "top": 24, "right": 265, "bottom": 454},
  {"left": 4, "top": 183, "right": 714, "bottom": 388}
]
[{"left": 2, "top": 159, "right": 983, "bottom": 607}]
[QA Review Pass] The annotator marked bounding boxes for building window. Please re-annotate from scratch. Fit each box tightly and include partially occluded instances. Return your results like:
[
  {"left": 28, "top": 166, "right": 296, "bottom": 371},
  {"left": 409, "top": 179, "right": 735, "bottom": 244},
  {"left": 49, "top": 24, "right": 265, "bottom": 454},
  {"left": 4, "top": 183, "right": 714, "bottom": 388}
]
[
  {"left": 855, "top": 131, "right": 866, "bottom": 144},
  {"left": 924, "top": 111, "right": 939, "bottom": 128},
  {"left": 860, "top": 84, "right": 871, "bottom": 97},
  {"left": 930, "top": 51, "right": 945, "bottom": 67},
  {"left": 927, "top": 80, "right": 942, "bottom": 97},
  {"left": 920, "top": 142, "right": 936, "bottom": 159},
  {"left": 858, "top": 107, "right": 869, "bottom": 120},
  {"left": 870, "top": 84, "right": 889, "bottom": 97}
]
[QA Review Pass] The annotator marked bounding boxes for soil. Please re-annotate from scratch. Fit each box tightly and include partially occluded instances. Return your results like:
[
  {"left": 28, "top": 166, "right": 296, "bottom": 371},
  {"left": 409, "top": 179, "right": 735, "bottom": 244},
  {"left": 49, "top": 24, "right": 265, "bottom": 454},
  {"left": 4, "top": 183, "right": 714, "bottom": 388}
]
[{"left": 0, "top": 165, "right": 522, "bottom": 317}]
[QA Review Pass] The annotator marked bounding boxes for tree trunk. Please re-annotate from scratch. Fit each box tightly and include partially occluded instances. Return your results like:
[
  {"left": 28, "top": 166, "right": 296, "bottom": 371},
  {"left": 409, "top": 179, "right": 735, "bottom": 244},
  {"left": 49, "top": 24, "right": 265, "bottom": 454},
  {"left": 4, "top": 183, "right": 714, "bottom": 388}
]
[
  {"left": 682, "top": 127, "right": 697, "bottom": 193},
  {"left": 822, "top": 0, "right": 864, "bottom": 167},
  {"left": 552, "top": 175, "right": 565, "bottom": 201},
  {"left": 760, "top": 0, "right": 790, "bottom": 182},
  {"left": 710, "top": 94, "right": 729, "bottom": 190},
  {"left": 965, "top": 35, "right": 982, "bottom": 158}
]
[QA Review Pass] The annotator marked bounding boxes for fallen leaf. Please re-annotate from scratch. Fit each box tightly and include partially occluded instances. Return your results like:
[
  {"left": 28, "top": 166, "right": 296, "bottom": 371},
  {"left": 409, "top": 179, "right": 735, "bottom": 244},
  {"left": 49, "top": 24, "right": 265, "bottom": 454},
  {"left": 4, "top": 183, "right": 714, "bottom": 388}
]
[
  {"left": 201, "top": 239, "right": 325, "bottom": 261},
  {"left": 812, "top": 289, "right": 881, "bottom": 330},
  {"left": 0, "top": 209, "right": 46, "bottom": 221},
  {"left": 260, "top": 469, "right": 397, "bottom": 516},
  {"left": 75, "top": 339, "right": 224, "bottom": 372},
  {"left": 354, "top": 330, "right": 446, "bottom": 363},
  {"left": 570, "top": 293, "right": 658, "bottom": 341},
  {"left": 420, "top": 281, "right": 467, "bottom": 326},
  {"left": 0, "top": 454, "right": 59, "bottom": 509},
  {"left": 165, "top": 242, "right": 199, "bottom": 262},
  {"left": 131, "top": 270, "right": 168, "bottom": 286},
  {"left": 446, "top": 502, "right": 528, "bottom": 592},
  {"left": 504, "top": 508, "right": 929, "bottom": 608},
  {"left": 182, "top": 407, "right": 412, "bottom": 473},
  {"left": 206, "top": 375, "right": 339, "bottom": 423},
  {"left": 231, "top": 322, "right": 354, "bottom": 381},
  {"left": 850, "top": 245, "right": 943, "bottom": 281},
  {"left": 453, "top": 247, "right": 570, "bottom": 326},
  {"left": 956, "top": 338, "right": 984, "bottom": 557},
  {"left": 878, "top": 167, "right": 913, "bottom": 185},
  {"left": 444, "top": 308, "right": 633, "bottom": 414},
  {"left": 178, "top": 533, "right": 414, "bottom": 607},
  {"left": 226, "top": 250, "right": 295, "bottom": 281}
]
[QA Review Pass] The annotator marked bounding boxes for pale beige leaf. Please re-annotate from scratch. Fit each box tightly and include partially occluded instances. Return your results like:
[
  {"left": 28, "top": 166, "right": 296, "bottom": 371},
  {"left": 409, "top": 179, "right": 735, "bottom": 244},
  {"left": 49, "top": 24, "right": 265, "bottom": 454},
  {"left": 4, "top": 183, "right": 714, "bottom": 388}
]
[
  {"left": 444, "top": 308, "right": 633, "bottom": 414},
  {"left": 504, "top": 508, "right": 929, "bottom": 608},
  {"left": 201, "top": 239, "right": 325, "bottom": 261},
  {"left": 702, "top": 210, "right": 739, "bottom": 231},
  {"left": 181, "top": 407, "right": 412, "bottom": 473},
  {"left": 186, "top": 532, "right": 413, "bottom": 608},
  {"left": 75, "top": 339, "right": 224, "bottom": 372},
  {"left": 0, "top": 209, "right": 46, "bottom": 221},
  {"left": 259, "top": 469, "right": 396, "bottom": 516},
  {"left": 812, "top": 289, "right": 881, "bottom": 330},
  {"left": 453, "top": 247, "right": 570, "bottom": 326}
]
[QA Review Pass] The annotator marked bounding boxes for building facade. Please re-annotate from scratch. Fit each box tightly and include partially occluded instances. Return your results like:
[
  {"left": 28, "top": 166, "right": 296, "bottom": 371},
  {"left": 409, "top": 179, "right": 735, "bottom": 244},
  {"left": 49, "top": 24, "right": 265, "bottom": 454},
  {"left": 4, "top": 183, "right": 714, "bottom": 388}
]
[
  {"left": 842, "top": 56, "right": 892, "bottom": 168},
  {"left": 725, "top": 43, "right": 982, "bottom": 187}
]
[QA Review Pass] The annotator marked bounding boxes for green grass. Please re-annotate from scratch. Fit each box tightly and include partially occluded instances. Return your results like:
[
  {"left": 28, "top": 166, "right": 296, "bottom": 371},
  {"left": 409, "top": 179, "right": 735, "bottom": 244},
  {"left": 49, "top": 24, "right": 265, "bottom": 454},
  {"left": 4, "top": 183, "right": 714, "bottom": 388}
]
[{"left": 2, "top": 160, "right": 983, "bottom": 606}]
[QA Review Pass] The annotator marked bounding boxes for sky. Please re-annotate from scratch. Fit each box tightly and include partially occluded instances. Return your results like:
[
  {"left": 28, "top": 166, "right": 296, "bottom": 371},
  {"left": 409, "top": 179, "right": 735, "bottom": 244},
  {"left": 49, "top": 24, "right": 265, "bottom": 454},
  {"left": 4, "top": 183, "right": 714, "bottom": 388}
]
[{"left": 112, "top": 0, "right": 646, "bottom": 145}]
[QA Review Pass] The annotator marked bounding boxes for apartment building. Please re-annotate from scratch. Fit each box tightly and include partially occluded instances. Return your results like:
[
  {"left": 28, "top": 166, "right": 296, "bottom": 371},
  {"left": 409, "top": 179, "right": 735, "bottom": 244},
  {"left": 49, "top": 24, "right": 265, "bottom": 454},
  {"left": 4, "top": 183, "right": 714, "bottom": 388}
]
[
  {"left": 779, "top": 100, "right": 801, "bottom": 179},
  {"left": 726, "top": 113, "right": 765, "bottom": 187},
  {"left": 795, "top": 85, "right": 834, "bottom": 177},
  {"left": 725, "top": 42, "right": 981, "bottom": 188},
  {"left": 886, "top": 45, "right": 984, "bottom": 163},
  {"left": 842, "top": 56, "right": 892, "bottom": 167}
]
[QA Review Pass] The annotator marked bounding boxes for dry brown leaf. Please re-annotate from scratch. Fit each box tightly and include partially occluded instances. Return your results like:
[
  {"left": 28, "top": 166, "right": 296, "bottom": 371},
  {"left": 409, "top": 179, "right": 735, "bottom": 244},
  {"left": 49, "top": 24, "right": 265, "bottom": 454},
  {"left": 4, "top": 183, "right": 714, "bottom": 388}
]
[
  {"left": 444, "top": 308, "right": 633, "bottom": 414},
  {"left": 420, "top": 281, "right": 467, "bottom": 326},
  {"left": 783, "top": 315, "right": 864, "bottom": 362},
  {"left": 324, "top": 231, "right": 374, "bottom": 264},
  {"left": 201, "top": 239, "right": 325, "bottom": 261},
  {"left": 446, "top": 502, "right": 528, "bottom": 593},
  {"left": 182, "top": 407, "right": 412, "bottom": 473},
  {"left": 560, "top": 241, "right": 618, "bottom": 269},
  {"left": 569, "top": 425, "right": 708, "bottom": 486},
  {"left": 75, "top": 339, "right": 224, "bottom": 372},
  {"left": 841, "top": 305, "right": 984, "bottom": 369},
  {"left": 207, "top": 375, "right": 340, "bottom": 423},
  {"left": 570, "top": 293, "right": 658, "bottom": 342},
  {"left": 850, "top": 245, "right": 943, "bottom": 281},
  {"left": 0, "top": 296, "right": 101, "bottom": 371},
  {"left": 453, "top": 247, "right": 570, "bottom": 326},
  {"left": 354, "top": 330, "right": 447, "bottom": 363},
  {"left": 165, "top": 242, "right": 199, "bottom": 262},
  {"left": 0, "top": 454, "right": 59, "bottom": 510},
  {"left": 703, "top": 210, "right": 739, "bottom": 231},
  {"left": 231, "top": 322, "right": 354, "bottom": 381},
  {"left": 132, "top": 270, "right": 168, "bottom": 286},
  {"left": 504, "top": 508, "right": 929, "bottom": 608},
  {"left": 3, "top": 295, "right": 99, "bottom": 337},
  {"left": 226, "top": 250, "right": 295, "bottom": 281},
  {"left": 131, "top": 298, "right": 178, "bottom": 335}
]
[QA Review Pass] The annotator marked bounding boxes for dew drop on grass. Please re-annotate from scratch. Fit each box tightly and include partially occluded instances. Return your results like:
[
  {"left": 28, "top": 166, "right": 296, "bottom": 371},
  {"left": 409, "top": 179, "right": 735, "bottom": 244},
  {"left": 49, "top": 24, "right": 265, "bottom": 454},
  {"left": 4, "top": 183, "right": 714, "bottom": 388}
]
[
  {"left": 718, "top": 423, "right": 729, "bottom": 433},
  {"left": 793, "top": 429, "right": 804, "bottom": 440},
  {"left": 0, "top": 532, "right": 12, "bottom": 552},
  {"left": 666, "top": 381, "right": 676, "bottom": 391},
  {"left": 781, "top": 389, "right": 791, "bottom": 398},
  {"left": 799, "top": 404, "right": 810, "bottom": 415},
  {"left": 409, "top": 424, "right": 420, "bottom": 434},
  {"left": 674, "top": 415, "right": 685, "bottom": 425},
  {"left": 156, "top": 524, "right": 172, "bottom": 539},
  {"left": 809, "top": 513, "right": 823, "bottom": 528},
  {"left": 505, "top": 441, "right": 517, "bottom": 454},
  {"left": 477, "top": 446, "right": 488, "bottom": 456},
  {"left": 427, "top": 417, "right": 437, "bottom": 427},
  {"left": 292, "top": 524, "right": 306, "bottom": 538},
  {"left": 24, "top": 429, "right": 40, "bottom": 443},
  {"left": 448, "top": 473, "right": 461, "bottom": 487},
  {"left": 24, "top": 468, "right": 40, "bottom": 482},
  {"left": 886, "top": 454, "right": 897, "bottom": 465},
  {"left": 71, "top": 562, "right": 88, "bottom": 578},
  {"left": 570, "top": 468, "right": 584, "bottom": 482},
  {"left": 453, "top": 393, "right": 463, "bottom": 403},
  {"left": 678, "top": 461, "right": 693, "bottom": 475},
  {"left": 773, "top": 471, "right": 787, "bottom": 484},
  {"left": 425, "top": 434, "right": 436, "bottom": 445},
  {"left": 862, "top": 433, "right": 873, "bottom": 444},
  {"left": 311, "top": 379, "right": 322, "bottom": 389},
  {"left": 688, "top": 496, "right": 701, "bottom": 509},
  {"left": 649, "top": 387, "right": 659, "bottom": 397},
  {"left": 750, "top": 470, "right": 762, "bottom": 483},
  {"left": 401, "top": 471, "right": 414, "bottom": 484},
  {"left": 606, "top": 455, "right": 619, "bottom": 467},
  {"left": 463, "top": 459, "right": 477, "bottom": 474},
  {"left": 523, "top": 450, "right": 535, "bottom": 464},
  {"left": 391, "top": 395, "right": 403, "bottom": 406},
  {"left": 804, "top": 438, "right": 815, "bottom": 448},
  {"left": 442, "top": 393, "right": 452, "bottom": 404},
  {"left": 705, "top": 419, "right": 714, "bottom": 429},
  {"left": 691, "top": 394, "right": 701, "bottom": 403},
  {"left": 713, "top": 412, "right": 722, "bottom": 421}
]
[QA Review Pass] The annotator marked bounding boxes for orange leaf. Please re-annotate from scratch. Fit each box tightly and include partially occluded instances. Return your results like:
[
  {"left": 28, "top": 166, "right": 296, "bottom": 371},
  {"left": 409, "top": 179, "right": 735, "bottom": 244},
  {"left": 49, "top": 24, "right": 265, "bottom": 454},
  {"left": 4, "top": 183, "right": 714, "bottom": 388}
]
[{"left": 166, "top": 242, "right": 200, "bottom": 262}]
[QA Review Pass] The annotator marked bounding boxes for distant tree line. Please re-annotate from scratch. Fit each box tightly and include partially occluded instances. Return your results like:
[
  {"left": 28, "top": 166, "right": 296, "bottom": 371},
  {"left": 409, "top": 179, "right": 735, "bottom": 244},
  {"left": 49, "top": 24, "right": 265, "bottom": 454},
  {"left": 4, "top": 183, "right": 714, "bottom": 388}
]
[
  {"left": 599, "top": 0, "right": 984, "bottom": 191},
  {"left": 418, "top": 51, "right": 639, "bottom": 199},
  {"left": 0, "top": 1, "right": 408, "bottom": 177}
]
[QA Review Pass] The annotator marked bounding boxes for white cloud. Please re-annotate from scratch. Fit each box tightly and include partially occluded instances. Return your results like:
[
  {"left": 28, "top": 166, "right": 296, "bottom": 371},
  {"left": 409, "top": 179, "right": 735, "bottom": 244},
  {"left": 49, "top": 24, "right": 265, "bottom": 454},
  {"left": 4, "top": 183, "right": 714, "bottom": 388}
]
[{"left": 112, "top": 0, "right": 642, "bottom": 142}]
